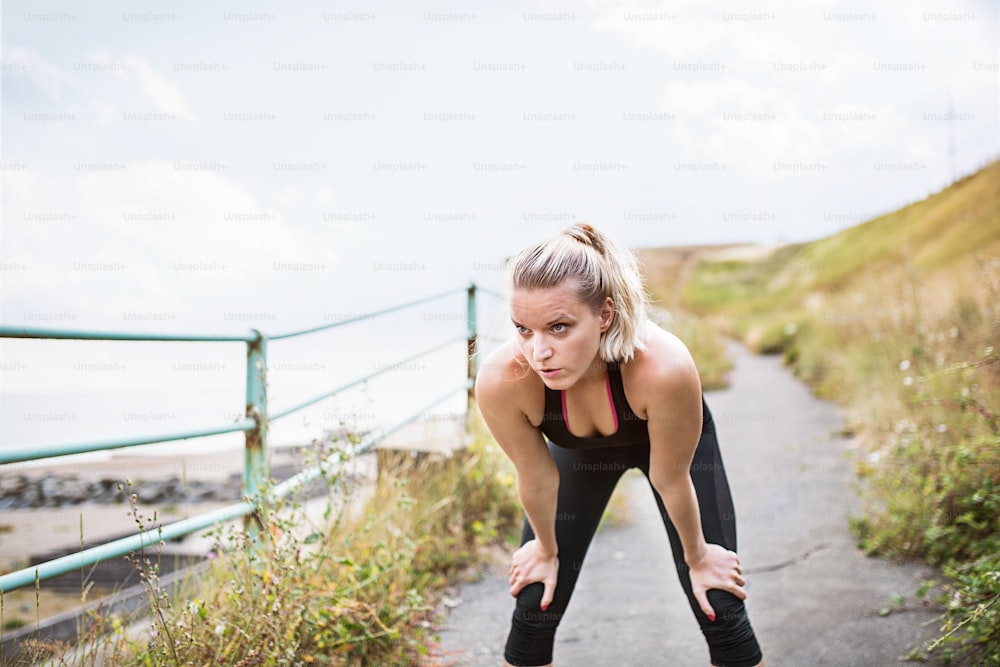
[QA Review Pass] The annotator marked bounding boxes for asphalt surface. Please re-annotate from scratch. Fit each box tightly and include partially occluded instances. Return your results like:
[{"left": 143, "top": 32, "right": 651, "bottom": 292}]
[{"left": 433, "top": 343, "right": 948, "bottom": 667}]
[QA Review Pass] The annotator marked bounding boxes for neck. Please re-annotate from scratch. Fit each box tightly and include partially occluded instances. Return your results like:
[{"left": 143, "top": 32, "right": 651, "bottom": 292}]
[{"left": 576, "top": 359, "right": 609, "bottom": 386}]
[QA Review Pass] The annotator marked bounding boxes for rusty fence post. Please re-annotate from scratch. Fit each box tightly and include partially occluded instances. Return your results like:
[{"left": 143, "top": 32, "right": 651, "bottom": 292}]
[
  {"left": 244, "top": 329, "right": 269, "bottom": 537},
  {"left": 466, "top": 283, "right": 478, "bottom": 434}
]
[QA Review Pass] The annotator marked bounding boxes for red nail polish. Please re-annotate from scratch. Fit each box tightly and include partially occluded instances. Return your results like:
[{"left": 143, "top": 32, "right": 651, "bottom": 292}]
[
  {"left": 541, "top": 604, "right": 548, "bottom": 612},
  {"left": 707, "top": 612, "right": 716, "bottom": 622}
]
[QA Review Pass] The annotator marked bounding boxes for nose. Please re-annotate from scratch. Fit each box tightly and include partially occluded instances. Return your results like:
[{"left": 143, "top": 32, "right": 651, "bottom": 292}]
[{"left": 532, "top": 336, "right": 553, "bottom": 363}]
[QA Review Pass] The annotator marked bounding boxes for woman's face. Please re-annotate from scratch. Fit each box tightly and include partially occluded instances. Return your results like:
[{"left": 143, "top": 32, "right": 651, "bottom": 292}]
[{"left": 509, "top": 281, "right": 613, "bottom": 389}]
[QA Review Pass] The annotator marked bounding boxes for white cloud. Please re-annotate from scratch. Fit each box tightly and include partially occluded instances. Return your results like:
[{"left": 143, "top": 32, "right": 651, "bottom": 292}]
[
  {"left": 6, "top": 47, "right": 81, "bottom": 101},
  {"left": 73, "top": 161, "right": 336, "bottom": 274},
  {"left": 577, "top": 0, "right": 997, "bottom": 184},
  {"left": 4, "top": 47, "right": 197, "bottom": 123},
  {"left": 3, "top": 162, "right": 341, "bottom": 327},
  {"left": 118, "top": 55, "right": 197, "bottom": 122}
]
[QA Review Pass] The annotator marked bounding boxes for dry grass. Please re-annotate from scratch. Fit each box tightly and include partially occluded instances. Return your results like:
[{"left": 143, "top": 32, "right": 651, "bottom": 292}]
[
  {"left": 663, "top": 160, "right": 1000, "bottom": 664},
  {"left": 2, "top": 422, "right": 521, "bottom": 666}
]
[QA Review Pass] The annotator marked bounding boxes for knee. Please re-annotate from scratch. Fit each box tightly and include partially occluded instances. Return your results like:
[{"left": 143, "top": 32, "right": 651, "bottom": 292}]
[
  {"left": 700, "top": 590, "right": 763, "bottom": 667},
  {"left": 513, "top": 582, "right": 564, "bottom": 628},
  {"left": 505, "top": 583, "right": 563, "bottom": 666}
]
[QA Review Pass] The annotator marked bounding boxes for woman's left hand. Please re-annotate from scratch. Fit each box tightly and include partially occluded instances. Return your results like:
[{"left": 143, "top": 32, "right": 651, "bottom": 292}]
[{"left": 686, "top": 543, "right": 746, "bottom": 622}]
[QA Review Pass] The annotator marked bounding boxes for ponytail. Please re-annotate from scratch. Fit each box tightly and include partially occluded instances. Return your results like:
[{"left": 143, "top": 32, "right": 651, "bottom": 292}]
[{"left": 508, "top": 223, "right": 650, "bottom": 362}]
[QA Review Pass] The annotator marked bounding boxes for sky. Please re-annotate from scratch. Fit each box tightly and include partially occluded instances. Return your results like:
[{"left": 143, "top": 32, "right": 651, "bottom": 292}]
[{"left": 1, "top": 0, "right": 998, "bottom": 453}]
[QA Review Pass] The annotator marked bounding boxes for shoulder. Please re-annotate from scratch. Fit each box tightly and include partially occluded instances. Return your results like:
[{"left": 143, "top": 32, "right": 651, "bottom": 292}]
[
  {"left": 621, "top": 323, "right": 701, "bottom": 420},
  {"left": 475, "top": 340, "right": 544, "bottom": 419}
]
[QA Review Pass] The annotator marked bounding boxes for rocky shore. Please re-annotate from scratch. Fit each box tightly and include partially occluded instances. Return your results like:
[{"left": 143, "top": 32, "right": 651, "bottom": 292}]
[
  {"left": 0, "top": 471, "right": 245, "bottom": 509},
  {"left": 0, "top": 422, "right": 465, "bottom": 512},
  {"left": 0, "top": 459, "right": 319, "bottom": 510}
]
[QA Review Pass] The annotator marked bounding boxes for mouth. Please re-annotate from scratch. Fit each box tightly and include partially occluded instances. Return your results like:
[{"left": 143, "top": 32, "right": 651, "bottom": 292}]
[{"left": 538, "top": 368, "right": 562, "bottom": 378}]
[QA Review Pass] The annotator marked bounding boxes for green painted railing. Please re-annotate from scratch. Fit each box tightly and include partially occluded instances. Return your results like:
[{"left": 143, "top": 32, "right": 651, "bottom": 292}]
[{"left": 0, "top": 284, "right": 493, "bottom": 593}]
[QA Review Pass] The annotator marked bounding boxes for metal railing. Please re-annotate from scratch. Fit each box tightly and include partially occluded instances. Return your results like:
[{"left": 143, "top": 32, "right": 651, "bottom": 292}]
[{"left": 0, "top": 283, "right": 496, "bottom": 593}]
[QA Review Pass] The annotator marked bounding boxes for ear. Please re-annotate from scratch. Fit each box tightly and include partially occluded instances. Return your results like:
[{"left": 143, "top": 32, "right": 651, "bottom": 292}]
[{"left": 599, "top": 298, "right": 614, "bottom": 332}]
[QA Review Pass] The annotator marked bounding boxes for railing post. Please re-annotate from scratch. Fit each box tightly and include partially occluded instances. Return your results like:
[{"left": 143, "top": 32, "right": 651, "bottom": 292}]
[
  {"left": 244, "top": 329, "right": 269, "bottom": 536},
  {"left": 466, "top": 283, "right": 478, "bottom": 433}
]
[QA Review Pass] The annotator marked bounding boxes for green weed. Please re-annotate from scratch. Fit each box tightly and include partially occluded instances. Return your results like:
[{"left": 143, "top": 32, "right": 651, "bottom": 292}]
[
  {"left": 669, "top": 161, "right": 1000, "bottom": 663},
  {"left": 6, "top": 421, "right": 520, "bottom": 666}
]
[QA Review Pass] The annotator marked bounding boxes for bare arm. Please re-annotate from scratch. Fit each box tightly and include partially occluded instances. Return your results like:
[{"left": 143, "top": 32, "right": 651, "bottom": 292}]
[
  {"left": 474, "top": 353, "right": 559, "bottom": 558},
  {"left": 644, "top": 353, "right": 708, "bottom": 565},
  {"left": 642, "top": 337, "right": 746, "bottom": 620},
  {"left": 475, "top": 351, "right": 561, "bottom": 610}
]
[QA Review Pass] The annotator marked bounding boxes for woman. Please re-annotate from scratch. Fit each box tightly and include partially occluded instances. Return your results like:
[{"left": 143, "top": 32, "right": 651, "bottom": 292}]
[{"left": 475, "top": 223, "right": 764, "bottom": 667}]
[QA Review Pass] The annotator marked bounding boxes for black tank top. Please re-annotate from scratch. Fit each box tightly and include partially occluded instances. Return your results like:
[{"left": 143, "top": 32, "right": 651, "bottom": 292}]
[{"left": 539, "top": 361, "right": 649, "bottom": 449}]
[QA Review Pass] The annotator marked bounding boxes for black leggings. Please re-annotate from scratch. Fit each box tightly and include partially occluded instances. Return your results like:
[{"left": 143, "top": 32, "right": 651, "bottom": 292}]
[{"left": 504, "top": 401, "right": 763, "bottom": 667}]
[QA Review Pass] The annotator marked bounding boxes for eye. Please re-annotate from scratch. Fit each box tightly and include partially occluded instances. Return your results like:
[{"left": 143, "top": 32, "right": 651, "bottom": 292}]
[
  {"left": 552, "top": 323, "right": 568, "bottom": 333},
  {"left": 514, "top": 325, "right": 530, "bottom": 335}
]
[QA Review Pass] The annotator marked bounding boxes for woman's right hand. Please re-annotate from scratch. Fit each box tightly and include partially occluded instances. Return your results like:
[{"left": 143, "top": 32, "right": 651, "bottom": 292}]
[{"left": 508, "top": 539, "right": 559, "bottom": 611}]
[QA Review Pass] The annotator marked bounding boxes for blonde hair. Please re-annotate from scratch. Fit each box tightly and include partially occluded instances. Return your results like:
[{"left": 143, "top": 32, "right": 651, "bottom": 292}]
[{"left": 508, "top": 223, "right": 650, "bottom": 363}]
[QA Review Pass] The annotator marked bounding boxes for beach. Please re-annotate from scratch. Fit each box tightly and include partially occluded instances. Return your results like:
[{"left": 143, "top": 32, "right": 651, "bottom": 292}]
[
  {"left": 0, "top": 448, "right": 246, "bottom": 571},
  {"left": 0, "top": 417, "right": 467, "bottom": 631},
  {"left": 0, "top": 447, "right": 254, "bottom": 626}
]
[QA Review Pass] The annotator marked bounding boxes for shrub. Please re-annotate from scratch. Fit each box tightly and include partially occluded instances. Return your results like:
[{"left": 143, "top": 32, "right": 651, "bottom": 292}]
[{"left": 11, "top": 421, "right": 520, "bottom": 666}]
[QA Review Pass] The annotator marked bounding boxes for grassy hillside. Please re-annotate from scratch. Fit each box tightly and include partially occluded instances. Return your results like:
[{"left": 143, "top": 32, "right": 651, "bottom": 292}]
[
  {"left": 644, "top": 160, "right": 1000, "bottom": 664},
  {"left": 681, "top": 160, "right": 1000, "bottom": 350},
  {"left": 635, "top": 245, "right": 780, "bottom": 390}
]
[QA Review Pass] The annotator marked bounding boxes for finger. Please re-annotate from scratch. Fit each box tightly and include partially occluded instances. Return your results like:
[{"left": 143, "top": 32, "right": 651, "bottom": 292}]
[
  {"left": 693, "top": 587, "right": 715, "bottom": 622},
  {"left": 728, "top": 581, "right": 748, "bottom": 601},
  {"left": 540, "top": 578, "right": 556, "bottom": 612}
]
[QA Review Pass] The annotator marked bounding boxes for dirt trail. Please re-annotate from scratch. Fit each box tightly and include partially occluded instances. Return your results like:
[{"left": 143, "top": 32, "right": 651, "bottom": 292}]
[{"left": 433, "top": 343, "right": 945, "bottom": 667}]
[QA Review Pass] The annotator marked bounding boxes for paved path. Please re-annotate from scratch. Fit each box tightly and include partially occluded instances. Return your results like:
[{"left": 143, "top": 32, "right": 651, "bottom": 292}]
[{"left": 434, "top": 343, "right": 945, "bottom": 666}]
